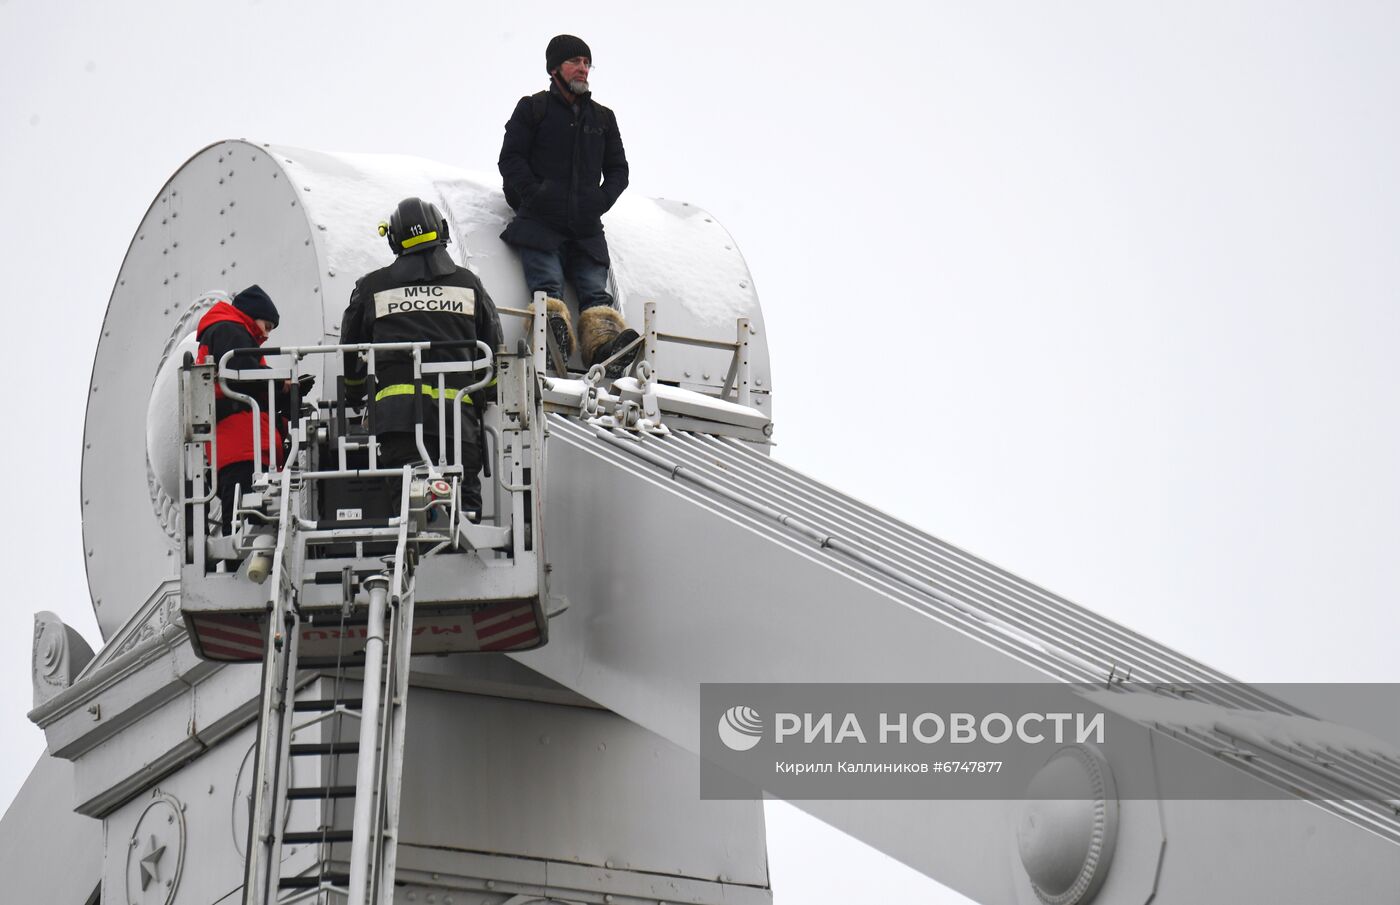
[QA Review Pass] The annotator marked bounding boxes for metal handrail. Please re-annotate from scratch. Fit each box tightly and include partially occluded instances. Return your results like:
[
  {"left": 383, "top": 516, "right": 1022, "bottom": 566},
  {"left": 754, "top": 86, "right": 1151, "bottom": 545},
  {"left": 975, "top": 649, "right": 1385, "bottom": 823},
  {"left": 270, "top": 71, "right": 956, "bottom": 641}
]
[
  {"left": 501, "top": 298, "right": 755, "bottom": 407},
  {"left": 216, "top": 340, "right": 495, "bottom": 479}
]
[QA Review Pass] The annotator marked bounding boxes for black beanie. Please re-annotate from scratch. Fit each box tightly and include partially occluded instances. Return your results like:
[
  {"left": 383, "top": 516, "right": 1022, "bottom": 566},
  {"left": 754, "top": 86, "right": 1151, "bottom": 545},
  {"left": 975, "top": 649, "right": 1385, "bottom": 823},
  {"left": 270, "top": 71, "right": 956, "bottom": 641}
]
[
  {"left": 546, "top": 34, "right": 591, "bottom": 74},
  {"left": 232, "top": 284, "right": 279, "bottom": 327}
]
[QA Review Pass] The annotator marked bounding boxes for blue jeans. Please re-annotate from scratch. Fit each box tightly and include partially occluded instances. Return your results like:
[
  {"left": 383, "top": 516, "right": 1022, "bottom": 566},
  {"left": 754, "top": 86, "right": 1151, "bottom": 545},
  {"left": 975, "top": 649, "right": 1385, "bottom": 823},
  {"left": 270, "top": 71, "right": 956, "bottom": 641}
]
[{"left": 517, "top": 244, "right": 613, "bottom": 311}]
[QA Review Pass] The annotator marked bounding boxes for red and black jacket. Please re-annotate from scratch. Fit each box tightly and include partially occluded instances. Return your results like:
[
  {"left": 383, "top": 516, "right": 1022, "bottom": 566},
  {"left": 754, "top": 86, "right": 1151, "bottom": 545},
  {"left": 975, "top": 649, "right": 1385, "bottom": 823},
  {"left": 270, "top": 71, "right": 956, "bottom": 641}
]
[{"left": 195, "top": 302, "right": 281, "bottom": 470}]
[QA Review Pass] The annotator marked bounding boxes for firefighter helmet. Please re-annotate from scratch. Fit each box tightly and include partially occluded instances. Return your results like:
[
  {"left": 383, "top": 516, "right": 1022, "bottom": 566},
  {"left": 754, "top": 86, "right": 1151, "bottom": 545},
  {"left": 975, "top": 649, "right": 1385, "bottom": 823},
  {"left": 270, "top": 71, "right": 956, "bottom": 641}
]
[{"left": 379, "top": 197, "right": 450, "bottom": 255}]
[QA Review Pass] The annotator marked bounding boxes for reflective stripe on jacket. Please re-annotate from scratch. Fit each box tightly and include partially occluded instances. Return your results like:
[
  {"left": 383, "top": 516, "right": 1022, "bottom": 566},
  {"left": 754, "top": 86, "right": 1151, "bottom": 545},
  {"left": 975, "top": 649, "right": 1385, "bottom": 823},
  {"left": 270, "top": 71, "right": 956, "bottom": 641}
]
[{"left": 339, "top": 248, "right": 501, "bottom": 436}]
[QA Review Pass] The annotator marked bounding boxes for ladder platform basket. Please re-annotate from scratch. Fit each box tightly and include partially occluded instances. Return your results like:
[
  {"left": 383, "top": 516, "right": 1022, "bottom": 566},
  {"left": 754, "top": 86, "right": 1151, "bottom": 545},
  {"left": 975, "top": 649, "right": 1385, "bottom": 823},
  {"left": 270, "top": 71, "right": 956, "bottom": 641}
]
[{"left": 175, "top": 338, "right": 550, "bottom": 663}]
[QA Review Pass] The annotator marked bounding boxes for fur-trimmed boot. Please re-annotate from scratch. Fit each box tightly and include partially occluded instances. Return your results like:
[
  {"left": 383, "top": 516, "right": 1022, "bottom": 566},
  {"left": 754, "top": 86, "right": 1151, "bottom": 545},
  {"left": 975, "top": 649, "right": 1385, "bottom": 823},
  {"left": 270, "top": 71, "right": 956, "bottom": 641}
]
[
  {"left": 579, "top": 306, "right": 641, "bottom": 379},
  {"left": 525, "top": 296, "right": 576, "bottom": 374}
]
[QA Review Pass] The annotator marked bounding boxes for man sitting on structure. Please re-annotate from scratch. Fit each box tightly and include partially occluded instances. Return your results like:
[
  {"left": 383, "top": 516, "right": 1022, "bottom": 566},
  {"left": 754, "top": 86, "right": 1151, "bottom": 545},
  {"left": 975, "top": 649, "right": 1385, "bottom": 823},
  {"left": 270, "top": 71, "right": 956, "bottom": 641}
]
[
  {"left": 340, "top": 197, "right": 502, "bottom": 515},
  {"left": 498, "top": 33, "right": 640, "bottom": 377}
]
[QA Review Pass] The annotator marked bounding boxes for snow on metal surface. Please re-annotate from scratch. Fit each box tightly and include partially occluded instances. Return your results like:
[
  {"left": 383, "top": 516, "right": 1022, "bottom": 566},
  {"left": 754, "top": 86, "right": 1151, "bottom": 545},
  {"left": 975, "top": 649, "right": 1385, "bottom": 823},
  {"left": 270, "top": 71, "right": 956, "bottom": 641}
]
[
  {"left": 607, "top": 197, "right": 760, "bottom": 329},
  {"left": 271, "top": 147, "right": 505, "bottom": 289},
  {"left": 274, "top": 145, "right": 771, "bottom": 392},
  {"left": 279, "top": 146, "right": 763, "bottom": 329}
]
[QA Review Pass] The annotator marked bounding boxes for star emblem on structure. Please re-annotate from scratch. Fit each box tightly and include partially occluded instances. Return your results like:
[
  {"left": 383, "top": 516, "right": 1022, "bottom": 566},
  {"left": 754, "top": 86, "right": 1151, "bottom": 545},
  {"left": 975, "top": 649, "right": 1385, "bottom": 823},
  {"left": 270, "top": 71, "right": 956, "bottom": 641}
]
[
  {"left": 139, "top": 834, "right": 166, "bottom": 891},
  {"left": 125, "top": 794, "right": 185, "bottom": 905}
]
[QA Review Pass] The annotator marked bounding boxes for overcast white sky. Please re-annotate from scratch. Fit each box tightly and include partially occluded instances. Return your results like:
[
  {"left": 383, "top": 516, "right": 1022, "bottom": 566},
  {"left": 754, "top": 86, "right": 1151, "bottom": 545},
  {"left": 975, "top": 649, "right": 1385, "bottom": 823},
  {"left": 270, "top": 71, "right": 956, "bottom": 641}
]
[{"left": 3, "top": 2, "right": 1399, "bottom": 902}]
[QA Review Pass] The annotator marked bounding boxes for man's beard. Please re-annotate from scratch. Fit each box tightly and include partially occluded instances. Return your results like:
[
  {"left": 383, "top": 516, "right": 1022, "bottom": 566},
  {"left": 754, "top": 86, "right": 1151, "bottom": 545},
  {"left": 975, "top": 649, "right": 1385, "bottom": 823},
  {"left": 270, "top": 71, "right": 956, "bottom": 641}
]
[{"left": 567, "top": 77, "right": 590, "bottom": 94}]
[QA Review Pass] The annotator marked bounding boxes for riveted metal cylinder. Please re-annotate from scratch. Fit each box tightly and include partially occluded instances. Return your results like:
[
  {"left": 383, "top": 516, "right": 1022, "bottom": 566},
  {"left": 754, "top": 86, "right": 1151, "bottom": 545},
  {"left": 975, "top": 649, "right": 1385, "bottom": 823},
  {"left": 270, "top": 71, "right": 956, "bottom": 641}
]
[{"left": 83, "top": 139, "right": 774, "bottom": 640}]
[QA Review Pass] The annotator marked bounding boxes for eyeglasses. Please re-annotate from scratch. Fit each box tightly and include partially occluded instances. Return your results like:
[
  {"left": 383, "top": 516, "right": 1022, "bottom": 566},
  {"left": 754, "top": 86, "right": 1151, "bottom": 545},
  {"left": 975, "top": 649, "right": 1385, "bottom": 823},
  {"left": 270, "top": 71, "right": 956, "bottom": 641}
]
[{"left": 563, "top": 56, "right": 593, "bottom": 70}]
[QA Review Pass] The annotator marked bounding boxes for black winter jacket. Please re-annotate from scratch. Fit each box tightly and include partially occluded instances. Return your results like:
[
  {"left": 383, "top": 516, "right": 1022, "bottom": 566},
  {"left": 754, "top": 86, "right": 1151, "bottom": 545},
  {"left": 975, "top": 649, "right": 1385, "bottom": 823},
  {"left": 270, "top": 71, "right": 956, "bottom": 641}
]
[
  {"left": 340, "top": 248, "right": 502, "bottom": 436},
  {"left": 498, "top": 83, "right": 629, "bottom": 263}
]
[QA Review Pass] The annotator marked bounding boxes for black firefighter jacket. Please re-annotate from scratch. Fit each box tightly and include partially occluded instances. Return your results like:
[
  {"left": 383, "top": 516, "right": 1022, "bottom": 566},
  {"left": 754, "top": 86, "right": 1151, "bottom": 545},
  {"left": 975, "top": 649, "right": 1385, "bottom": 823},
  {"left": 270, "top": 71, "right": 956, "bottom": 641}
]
[
  {"left": 340, "top": 247, "right": 502, "bottom": 437},
  {"left": 498, "top": 83, "right": 629, "bottom": 265}
]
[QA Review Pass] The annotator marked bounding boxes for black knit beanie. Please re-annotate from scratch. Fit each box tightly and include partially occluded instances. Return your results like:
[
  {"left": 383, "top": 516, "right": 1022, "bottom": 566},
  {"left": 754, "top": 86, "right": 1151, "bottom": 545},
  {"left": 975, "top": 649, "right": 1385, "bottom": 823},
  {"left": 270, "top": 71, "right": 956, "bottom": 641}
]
[
  {"left": 232, "top": 284, "right": 280, "bottom": 327},
  {"left": 546, "top": 34, "right": 591, "bottom": 74}
]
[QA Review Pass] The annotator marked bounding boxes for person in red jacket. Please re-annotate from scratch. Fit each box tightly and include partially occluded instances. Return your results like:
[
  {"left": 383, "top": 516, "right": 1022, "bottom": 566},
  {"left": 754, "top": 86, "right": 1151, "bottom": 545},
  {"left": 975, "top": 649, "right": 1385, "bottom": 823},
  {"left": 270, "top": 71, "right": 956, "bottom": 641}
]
[{"left": 195, "top": 285, "right": 283, "bottom": 533}]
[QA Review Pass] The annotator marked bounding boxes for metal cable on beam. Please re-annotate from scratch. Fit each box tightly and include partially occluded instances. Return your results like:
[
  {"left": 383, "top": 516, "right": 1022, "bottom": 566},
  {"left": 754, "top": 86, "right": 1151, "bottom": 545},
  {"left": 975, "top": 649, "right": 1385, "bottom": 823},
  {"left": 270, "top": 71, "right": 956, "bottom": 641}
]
[{"left": 589, "top": 425, "right": 1107, "bottom": 682}]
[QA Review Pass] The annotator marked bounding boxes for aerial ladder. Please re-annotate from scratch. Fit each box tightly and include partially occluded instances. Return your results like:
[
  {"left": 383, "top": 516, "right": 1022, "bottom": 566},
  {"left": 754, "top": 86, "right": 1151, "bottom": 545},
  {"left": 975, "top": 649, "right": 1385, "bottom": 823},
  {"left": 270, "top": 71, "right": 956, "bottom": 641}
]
[{"left": 176, "top": 306, "right": 554, "bottom": 904}]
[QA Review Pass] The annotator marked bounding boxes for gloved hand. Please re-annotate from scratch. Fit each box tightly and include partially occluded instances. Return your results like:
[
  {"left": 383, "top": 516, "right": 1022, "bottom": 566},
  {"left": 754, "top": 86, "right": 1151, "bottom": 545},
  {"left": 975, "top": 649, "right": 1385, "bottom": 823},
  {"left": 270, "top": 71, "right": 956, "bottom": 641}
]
[{"left": 297, "top": 374, "right": 317, "bottom": 395}]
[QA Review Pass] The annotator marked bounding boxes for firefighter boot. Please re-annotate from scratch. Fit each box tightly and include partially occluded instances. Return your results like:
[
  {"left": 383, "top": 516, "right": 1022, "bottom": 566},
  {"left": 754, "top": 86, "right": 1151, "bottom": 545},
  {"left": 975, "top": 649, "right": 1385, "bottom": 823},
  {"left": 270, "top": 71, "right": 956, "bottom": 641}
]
[{"left": 580, "top": 305, "right": 640, "bottom": 379}]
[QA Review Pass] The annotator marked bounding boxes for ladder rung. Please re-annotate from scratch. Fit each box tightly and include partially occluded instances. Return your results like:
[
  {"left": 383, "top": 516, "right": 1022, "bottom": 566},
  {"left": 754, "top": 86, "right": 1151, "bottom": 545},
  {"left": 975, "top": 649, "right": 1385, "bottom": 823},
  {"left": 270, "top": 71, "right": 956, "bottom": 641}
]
[
  {"left": 279, "top": 873, "right": 351, "bottom": 890},
  {"left": 283, "top": 829, "right": 355, "bottom": 844},
  {"left": 293, "top": 699, "right": 362, "bottom": 713},
  {"left": 286, "top": 785, "right": 357, "bottom": 800},
  {"left": 289, "top": 742, "right": 360, "bottom": 756}
]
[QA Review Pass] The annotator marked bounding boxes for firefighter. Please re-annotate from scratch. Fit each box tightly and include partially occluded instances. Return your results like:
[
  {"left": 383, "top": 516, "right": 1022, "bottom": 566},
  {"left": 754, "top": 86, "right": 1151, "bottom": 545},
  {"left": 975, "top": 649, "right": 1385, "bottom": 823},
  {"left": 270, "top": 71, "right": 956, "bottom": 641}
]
[
  {"left": 195, "top": 285, "right": 299, "bottom": 533},
  {"left": 340, "top": 197, "right": 502, "bottom": 514}
]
